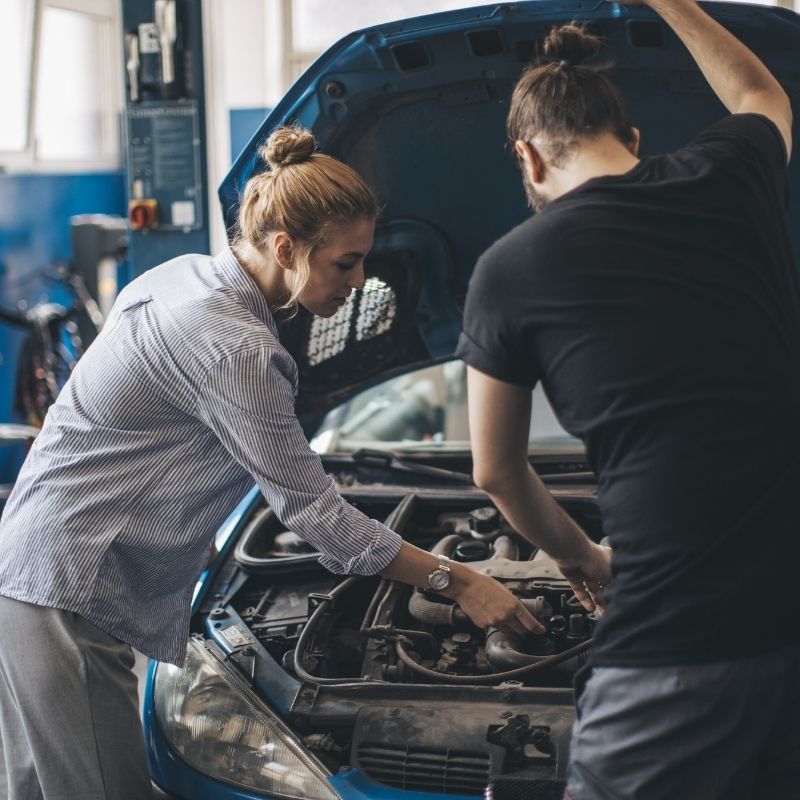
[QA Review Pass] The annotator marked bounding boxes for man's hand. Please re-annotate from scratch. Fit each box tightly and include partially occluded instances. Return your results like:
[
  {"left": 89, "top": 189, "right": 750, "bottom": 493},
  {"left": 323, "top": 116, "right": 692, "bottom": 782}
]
[
  {"left": 555, "top": 543, "right": 613, "bottom": 614},
  {"left": 446, "top": 567, "right": 546, "bottom": 635}
]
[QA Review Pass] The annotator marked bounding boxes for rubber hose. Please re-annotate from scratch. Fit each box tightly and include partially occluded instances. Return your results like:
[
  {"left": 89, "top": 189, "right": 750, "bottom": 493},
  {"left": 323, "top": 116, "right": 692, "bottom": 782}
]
[
  {"left": 490, "top": 535, "right": 518, "bottom": 561},
  {"left": 395, "top": 636, "right": 591, "bottom": 684}
]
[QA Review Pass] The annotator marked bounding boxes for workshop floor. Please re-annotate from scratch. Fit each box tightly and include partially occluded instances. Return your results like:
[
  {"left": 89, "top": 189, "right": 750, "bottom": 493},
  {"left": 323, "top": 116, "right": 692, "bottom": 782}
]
[{"left": 0, "top": 650, "right": 152, "bottom": 799}]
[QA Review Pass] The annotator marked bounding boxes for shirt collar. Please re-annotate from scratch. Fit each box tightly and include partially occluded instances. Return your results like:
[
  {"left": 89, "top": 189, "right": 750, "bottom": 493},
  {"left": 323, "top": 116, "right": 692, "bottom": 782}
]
[{"left": 215, "top": 247, "right": 275, "bottom": 330}]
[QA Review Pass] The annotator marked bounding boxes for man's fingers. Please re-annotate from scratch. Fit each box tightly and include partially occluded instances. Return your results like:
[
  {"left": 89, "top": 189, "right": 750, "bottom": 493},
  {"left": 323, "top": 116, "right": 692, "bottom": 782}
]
[
  {"left": 568, "top": 579, "right": 597, "bottom": 613},
  {"left": 581, "top": 581, "right": 606, "bottom": 616},
  {"left": 585, "top": 581, "right": 606, "bottom": 608}
]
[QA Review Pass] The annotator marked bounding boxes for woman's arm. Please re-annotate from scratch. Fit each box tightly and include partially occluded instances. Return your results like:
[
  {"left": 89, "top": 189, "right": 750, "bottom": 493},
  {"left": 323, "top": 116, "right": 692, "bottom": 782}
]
[
  {"left": 381, "top": 540, "right": 543, "bottom": 634},
  {"left": 195, "top": 345, "right": 541, "bottom": 634}
]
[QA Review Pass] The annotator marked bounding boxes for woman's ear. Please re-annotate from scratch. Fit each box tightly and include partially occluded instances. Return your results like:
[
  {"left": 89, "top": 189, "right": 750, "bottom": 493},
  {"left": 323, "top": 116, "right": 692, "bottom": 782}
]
[{"left": 272, "top": 232, "right": 295, "bottom": 270}]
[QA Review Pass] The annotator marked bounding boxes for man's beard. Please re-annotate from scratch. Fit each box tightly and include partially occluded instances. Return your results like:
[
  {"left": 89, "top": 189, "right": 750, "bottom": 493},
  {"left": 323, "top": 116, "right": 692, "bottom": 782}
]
[{"left": 522, "top": 170, "right": 550, "bottom": 213}]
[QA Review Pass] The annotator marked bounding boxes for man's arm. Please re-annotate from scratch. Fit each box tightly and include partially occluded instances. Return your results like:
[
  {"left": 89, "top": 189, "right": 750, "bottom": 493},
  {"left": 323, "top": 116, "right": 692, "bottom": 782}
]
[
  {"left": 624, "top": 0, "right": 792, "bottom": 159},
  {"left": 467, "top": 366, "right": 612, "bottom": 612}
]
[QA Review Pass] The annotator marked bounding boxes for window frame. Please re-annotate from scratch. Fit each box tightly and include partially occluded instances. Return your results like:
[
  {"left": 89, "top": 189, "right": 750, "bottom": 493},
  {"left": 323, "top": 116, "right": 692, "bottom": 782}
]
[
  {"left": 0, "top": 0, "right": 38, "bottom": 161},
  {"left": 0, "top": 0, "right": 123, "bottom": 173}
]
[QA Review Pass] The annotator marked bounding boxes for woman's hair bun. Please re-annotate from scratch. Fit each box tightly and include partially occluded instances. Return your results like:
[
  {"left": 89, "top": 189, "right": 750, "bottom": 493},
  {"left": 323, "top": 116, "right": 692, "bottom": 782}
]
[
  {"left": 261, "top": 126, "right": 316, "bottom": 170},
  {"left": 542, "top": 22, "right": 604, "bottom": 66}
]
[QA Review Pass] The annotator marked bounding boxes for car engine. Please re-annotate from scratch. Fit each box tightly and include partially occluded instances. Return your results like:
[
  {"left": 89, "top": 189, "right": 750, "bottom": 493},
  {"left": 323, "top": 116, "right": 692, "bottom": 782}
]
[
  {"left": 229, "top": 500, "right": 594, "bottom": 688},
  {"left": 200, "top": 488, "right": 603, "bottom": 796}
]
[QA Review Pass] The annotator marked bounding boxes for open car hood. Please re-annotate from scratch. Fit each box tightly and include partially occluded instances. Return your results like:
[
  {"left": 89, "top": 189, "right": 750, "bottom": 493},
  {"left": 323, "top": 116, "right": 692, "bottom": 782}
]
[{"left": 220, "top": 1, "right": 800, "bottom": 417}]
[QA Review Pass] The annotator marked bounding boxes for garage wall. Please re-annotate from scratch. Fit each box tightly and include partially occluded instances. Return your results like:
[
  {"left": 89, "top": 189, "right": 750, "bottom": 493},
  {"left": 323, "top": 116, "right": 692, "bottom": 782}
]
[{"left": 0, "top": 171, "right": 125, "bottom": 486}]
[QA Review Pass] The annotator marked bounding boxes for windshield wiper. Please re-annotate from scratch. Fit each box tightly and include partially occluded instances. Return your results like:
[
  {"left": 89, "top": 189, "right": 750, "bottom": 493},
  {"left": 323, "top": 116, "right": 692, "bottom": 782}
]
[{"left": 351, "top": 448, "right": 474, "bottom": 485}]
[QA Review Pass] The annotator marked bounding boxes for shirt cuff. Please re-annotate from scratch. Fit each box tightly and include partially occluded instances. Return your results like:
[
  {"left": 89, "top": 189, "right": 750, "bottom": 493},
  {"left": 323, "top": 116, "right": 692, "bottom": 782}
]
[{"left": 317, "top": 519, "right": 403, "bottom": 575}]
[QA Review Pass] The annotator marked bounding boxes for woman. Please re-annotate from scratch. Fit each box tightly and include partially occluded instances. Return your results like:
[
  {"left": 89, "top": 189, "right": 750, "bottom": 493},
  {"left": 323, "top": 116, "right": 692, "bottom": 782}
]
[{"left": 0, "top": 127, "right": 538, "bottom": 799}]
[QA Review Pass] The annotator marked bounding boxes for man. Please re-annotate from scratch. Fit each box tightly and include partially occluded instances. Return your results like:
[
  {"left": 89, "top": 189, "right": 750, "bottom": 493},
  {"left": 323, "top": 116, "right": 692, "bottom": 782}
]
[{"left": 457, "top": 1, "right": 798, "bottom": 797}]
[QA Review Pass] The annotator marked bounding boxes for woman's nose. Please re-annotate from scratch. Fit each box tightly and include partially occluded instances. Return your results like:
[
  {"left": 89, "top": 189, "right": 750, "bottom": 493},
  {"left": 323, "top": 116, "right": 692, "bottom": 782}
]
[{"left": 348, "top": 262, "right": 366, "bottom": 291}]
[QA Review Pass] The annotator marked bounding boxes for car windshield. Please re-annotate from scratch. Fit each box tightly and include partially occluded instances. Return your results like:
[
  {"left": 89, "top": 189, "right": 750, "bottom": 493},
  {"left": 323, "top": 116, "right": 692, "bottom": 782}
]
[{"left": 309, "top": 360, "right": 582, "bottom": 454}]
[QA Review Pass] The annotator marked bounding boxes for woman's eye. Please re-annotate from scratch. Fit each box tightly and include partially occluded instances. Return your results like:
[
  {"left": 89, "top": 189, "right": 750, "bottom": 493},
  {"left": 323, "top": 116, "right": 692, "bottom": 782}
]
[{"left": 336, "top": 262, "right": 355, "bottom": 271}]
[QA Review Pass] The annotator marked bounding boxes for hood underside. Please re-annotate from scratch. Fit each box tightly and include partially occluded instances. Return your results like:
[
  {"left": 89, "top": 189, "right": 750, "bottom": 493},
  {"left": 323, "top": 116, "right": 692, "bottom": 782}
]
[{"left": 220, "top": 1, "right": 800, "bottom": 417}]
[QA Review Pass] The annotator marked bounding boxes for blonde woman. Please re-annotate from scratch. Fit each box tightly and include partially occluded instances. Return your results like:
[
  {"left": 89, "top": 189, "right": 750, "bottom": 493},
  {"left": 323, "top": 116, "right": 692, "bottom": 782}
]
[{"left": 0, "top": 127, "right": 538, "bottom": 799}]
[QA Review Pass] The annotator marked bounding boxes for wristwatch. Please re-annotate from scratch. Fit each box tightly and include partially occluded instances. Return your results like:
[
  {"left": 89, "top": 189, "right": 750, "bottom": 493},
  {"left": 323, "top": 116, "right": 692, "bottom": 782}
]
[{"left": 426, "top": 554, "right": 452, "bottom": 592}]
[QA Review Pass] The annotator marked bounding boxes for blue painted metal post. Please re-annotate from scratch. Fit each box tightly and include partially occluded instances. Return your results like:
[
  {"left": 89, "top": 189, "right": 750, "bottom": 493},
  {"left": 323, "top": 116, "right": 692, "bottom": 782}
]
[{"left": 121, "top": 0, "right": 211, "bottom": 275}]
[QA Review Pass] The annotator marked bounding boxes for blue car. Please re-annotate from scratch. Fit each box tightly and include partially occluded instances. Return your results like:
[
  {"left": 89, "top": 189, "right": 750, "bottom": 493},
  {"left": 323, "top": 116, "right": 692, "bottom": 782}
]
[{"left": 144, "top": 2, "right": 800, "bottom": 798}]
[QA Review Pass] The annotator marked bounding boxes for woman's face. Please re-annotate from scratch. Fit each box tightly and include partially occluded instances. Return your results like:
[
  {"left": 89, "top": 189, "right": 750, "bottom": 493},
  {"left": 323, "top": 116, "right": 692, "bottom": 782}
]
[{"left": 297, "top": 216, "right": 375, "bottom": 318}]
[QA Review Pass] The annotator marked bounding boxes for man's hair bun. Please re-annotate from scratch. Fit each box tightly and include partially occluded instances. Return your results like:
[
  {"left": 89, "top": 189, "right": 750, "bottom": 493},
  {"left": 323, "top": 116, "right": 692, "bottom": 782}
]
[
  {"left": 542, "top": 22, "right": 605, "bottom": 66},
  {"left": 261, "top": 126, "right": 316, "bottom": 170}
]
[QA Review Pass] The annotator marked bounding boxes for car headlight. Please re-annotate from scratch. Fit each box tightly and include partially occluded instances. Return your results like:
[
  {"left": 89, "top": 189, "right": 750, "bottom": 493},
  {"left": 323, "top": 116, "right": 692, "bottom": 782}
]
[{"left": 153, "top": 637, "right": 340, "bottom": 800}]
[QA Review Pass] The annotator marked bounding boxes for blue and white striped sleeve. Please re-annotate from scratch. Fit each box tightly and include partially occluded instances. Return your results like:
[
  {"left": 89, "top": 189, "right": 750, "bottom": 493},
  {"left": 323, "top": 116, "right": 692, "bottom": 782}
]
[{"left": 194, "top": 345, "right": 403, "bottom": 575}]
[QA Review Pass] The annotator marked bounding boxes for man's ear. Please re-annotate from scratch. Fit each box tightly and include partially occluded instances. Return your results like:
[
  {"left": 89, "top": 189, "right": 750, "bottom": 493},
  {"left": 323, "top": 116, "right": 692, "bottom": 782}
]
[
  {"left": 272, "top": 231, "right": 295, "bottom": 270},
  {"left": 630, "top": 127, "right": 641, "bottom": 157},
  {"left": 514, "top": 139, "right": 547, "bottom": 185}
]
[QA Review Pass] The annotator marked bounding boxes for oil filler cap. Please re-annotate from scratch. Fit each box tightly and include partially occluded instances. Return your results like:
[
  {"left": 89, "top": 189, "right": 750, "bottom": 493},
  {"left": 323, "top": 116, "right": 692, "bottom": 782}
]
[
  {"left": 454, "top": 539, "right": 490, "bottom": 562},
  {"left": 469, "top": 506, "right": 500, "bottom": 540}
]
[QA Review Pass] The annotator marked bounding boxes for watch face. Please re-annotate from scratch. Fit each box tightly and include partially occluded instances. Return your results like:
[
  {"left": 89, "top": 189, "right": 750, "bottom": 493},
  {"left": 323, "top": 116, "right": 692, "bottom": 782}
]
[{"left": 429, "top": 569, "right": 450, "bottom": 591}]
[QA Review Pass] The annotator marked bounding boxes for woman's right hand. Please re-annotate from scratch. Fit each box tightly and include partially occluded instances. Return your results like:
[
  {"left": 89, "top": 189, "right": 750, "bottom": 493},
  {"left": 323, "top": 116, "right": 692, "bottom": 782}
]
[
  {"left": 445, "top": 566, "right": 545, "bottom": 636},
  {"left": 379, "top": 541, "right": 543, "bottom": 635}
]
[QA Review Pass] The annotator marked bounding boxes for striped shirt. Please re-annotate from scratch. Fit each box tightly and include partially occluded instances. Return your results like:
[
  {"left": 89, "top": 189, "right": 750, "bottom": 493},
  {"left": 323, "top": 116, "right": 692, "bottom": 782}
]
[{"left": 0, "top": 249, "right": 402, "bottom": 664}]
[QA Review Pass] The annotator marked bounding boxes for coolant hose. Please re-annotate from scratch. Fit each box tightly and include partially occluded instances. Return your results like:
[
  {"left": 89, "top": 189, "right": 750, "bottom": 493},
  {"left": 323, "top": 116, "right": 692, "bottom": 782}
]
[
  {"left": 408, "top": 534, "right": 464, "bottom": 625},
  {"left": 395, "top": 636, "right": 591, "bottom": 684},
  {"left": 408, "top": 590, "right": 468, "bottom": 626},
  {"left": 293, "top": 576, "right": 389, "bottom": 685},
  {"left": 484, "top": 629, "right": 555, "bottom": 670},
  {"left": 490, "top": 535, "right": 518, "bottom": 560},
  {"left": 431, "top": 534, "right": 462, "bottom": 557},
  {"left": 483, "top": 597, "right": 556, "bottom": 670}
]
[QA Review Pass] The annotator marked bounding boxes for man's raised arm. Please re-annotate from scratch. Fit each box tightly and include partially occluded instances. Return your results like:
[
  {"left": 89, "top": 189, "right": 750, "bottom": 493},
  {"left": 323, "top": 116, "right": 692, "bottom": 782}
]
[{"left": 619, "top": 0, "right": 792, "bottom": 159}]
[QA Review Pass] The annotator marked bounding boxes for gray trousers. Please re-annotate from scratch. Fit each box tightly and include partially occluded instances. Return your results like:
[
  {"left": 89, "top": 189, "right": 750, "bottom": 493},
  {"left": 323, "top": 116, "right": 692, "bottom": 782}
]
[
  {"left": 565, "top": 644, "right": 800, "bottom": 800},
  {"left": 0, "top": 595, "right": 151, "bottom": 800}
]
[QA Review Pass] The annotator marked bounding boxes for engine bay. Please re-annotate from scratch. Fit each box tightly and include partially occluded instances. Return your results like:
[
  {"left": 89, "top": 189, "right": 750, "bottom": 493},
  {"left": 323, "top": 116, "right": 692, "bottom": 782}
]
[
  {"left": 237, "top": 501, "right": 595, "bottom": 687},
  {"left": 199, "top": 487, "right": 603, "bottom": 795}
]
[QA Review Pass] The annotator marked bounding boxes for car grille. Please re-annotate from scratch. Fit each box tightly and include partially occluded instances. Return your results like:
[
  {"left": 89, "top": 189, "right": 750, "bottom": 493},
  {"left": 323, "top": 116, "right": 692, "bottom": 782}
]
[{"left": 356, "top": 743, "right": 490, "bottom": 796}]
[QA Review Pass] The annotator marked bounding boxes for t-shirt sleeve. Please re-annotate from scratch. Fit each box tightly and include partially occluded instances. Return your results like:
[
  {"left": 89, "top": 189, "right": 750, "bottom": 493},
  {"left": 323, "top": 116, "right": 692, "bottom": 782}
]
[
  {"left": 194, "top": 346, "right": 402, "bottom": 576},
  {"left": 456, "top": 248, "right": 540, "bottom": 389},
  {"left": 682, "top": 113, "right": 789, "bottom": 211}
]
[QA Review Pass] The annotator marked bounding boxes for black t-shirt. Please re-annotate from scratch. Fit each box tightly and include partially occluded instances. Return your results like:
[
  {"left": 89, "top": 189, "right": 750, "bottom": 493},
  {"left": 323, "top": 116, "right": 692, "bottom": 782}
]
[{"left": 457, "top": 114, "right": 800, "bottom": 666}]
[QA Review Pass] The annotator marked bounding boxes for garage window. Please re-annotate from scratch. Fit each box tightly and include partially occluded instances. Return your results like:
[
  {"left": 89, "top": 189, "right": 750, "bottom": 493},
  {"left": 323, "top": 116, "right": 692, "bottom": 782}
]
[
  {"left": 0, "top": 1, "right": 36, "bottom": 152},
  {"left": 0, "top": 0, "right": 121, "bottom": 170},
  {"left": 35, "top": 5, "right": 119, "bottom": 162}
]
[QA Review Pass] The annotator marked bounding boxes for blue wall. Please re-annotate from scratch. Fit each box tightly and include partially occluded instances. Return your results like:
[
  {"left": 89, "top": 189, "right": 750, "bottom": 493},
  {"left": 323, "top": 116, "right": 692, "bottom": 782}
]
[
  {"left": 0, "top": 104, "right": 266, "bottom": 488},
  {"left": 0, "top": 171, "right": 125, "bottom": 484}
]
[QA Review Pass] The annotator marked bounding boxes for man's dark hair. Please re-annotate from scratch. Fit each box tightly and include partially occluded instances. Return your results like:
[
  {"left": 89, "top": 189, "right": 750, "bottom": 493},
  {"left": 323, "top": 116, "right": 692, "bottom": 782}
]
[{"left": 507, "top": 23, "right": 635, "bottom": 167}]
